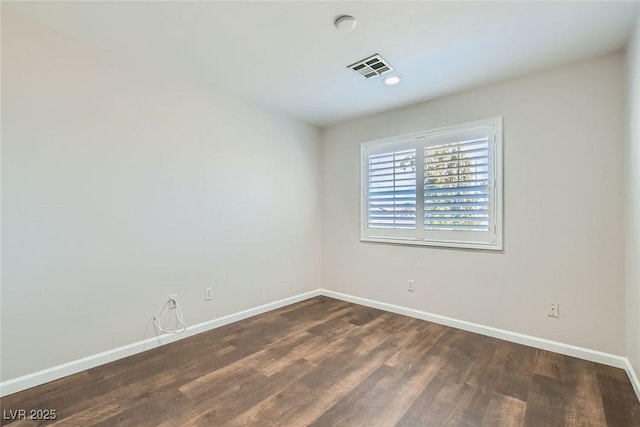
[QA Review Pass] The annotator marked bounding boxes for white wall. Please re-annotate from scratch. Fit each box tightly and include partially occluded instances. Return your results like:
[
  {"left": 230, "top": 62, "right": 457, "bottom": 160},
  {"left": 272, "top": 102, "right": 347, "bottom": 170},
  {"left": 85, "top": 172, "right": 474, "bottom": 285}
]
[
  {"left": 627, "top": 15, "right": 640, "bottom": 379},
  {"left": 322, "top": 53, "right": 626, "bottom": 354},
  {"left": 1, "top": 12, "right": 322, "bottom": 381}
]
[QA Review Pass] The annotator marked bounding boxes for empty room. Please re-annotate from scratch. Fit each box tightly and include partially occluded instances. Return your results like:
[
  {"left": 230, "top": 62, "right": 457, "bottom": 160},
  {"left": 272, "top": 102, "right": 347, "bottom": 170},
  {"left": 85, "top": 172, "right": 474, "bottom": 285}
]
[{"left": 2, "top": 1, "right": 640, "bottom": 425}]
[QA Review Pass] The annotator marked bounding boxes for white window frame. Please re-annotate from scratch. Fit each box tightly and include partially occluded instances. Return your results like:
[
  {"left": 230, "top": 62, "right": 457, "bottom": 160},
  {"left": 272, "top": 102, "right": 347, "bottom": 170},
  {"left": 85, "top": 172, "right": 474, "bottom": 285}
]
[{"left": 360, "top": 117, "right": 503, "bottom": 250}]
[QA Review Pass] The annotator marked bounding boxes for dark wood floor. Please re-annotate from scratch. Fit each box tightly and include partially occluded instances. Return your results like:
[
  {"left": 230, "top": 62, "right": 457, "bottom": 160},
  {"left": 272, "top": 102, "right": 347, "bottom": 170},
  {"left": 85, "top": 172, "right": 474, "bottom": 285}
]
[{"left": 2, "top": 296, "right": 639, "bottom": 426}]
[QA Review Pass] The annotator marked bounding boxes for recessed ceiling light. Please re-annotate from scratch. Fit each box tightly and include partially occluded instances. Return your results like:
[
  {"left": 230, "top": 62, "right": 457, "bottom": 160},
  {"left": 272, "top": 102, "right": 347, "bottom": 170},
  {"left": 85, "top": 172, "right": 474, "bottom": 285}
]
[
  {"left": 335, "top": 15, "right": 357, "bottom": 32},
  {"left": 383, "top": 75, "right": 401, "bottom": 86}
]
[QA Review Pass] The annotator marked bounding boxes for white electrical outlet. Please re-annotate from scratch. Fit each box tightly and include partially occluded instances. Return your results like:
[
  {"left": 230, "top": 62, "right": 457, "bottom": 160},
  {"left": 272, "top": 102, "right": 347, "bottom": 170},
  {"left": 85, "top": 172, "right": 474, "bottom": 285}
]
[
  {"left": 168, "top": 294, "right": 178, "bottom": 310},
  {"left": 548, "top": 303, "right": 559, "bottom": 318},
  {"left": 408, "top": 280, "right": 415, "bottom": 292},
  {"left": 205, "top": 287, "right": 213, "bottom": 301}
]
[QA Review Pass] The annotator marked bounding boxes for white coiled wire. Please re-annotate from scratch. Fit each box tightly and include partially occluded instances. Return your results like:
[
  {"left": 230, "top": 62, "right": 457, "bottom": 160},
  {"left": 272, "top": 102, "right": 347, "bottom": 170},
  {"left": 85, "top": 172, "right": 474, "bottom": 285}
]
[{"left": 153, "top": 296, "right": 187, "bottom": 334}]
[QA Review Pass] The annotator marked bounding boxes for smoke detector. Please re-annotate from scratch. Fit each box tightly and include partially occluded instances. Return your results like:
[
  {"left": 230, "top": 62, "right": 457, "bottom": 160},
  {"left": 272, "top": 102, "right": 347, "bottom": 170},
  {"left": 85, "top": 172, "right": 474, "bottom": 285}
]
[
  {"left": 335, "top": 15, "right": 357, "bottom": 32},
  {"left": 347, "top": 54, "right": 394, "bottom": 79}
]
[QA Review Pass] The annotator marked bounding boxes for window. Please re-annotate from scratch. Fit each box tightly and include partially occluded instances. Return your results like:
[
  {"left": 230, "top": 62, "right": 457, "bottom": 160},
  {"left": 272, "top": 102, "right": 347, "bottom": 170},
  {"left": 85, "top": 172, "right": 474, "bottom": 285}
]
[{"left": 361, "top": 117, "right": 503, "bottom": 250}]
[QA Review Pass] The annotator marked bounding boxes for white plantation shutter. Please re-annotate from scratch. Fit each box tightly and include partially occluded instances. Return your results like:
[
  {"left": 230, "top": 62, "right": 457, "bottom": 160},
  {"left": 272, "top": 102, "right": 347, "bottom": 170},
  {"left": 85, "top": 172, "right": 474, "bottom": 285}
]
[
  {"left": 361, "top": 118, "right": 502, "bottom": 250},
  {"left": 424, "top": 138, "right": 490, "bottom": 231},
  {"left": 367, "top": 148, "right": 417, "bottom": 230}
]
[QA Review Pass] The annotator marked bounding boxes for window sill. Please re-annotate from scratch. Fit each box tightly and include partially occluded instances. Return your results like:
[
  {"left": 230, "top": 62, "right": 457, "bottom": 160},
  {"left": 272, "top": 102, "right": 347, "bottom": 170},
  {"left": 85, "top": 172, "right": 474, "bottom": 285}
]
[{"left": 360, "top": 236, "right": 503, "bottom": 251}]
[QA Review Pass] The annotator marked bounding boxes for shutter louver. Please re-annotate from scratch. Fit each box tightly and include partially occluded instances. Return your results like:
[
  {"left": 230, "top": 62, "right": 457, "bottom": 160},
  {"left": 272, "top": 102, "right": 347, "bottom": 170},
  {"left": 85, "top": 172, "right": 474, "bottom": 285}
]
[
  {"left": 367, "top": 148, "right": 417, "bottom": 229},
  {"left": 424, "top": 138, "right": 490, "bottom": 231}
]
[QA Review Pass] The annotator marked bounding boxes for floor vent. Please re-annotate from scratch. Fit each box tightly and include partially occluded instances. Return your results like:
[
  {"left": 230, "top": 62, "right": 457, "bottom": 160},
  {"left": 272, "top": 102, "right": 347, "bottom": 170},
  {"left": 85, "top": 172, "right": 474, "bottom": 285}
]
[{"left": 347, "top": 54, "right": 394, "bottom": 79}]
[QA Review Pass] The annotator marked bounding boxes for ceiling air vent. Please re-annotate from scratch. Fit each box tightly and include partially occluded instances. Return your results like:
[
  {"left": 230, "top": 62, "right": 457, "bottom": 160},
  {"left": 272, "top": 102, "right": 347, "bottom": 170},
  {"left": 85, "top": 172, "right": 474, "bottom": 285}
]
[{"left": 348, "top": 54, "right": 394, "bottom": 79}]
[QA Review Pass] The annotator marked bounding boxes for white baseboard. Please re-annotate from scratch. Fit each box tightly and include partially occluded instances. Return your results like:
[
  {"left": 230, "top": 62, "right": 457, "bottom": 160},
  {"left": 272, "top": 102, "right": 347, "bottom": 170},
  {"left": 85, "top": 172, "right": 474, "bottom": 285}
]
[
  {"left": 625, "top": 358, "right": 640, "bottom": 401},
  {"left": 0, "top": 289, "right": 321, "bottom": 397},
  {"left": 319, "top": 289, "right": 630, "bottom": 370},
  {"left": 2, "top": 287, "right": 638, "bottom": 402}
]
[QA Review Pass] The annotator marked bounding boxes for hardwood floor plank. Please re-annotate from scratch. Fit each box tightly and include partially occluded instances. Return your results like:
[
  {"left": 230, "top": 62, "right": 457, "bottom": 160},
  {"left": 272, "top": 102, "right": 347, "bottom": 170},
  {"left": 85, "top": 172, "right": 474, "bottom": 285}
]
[
  {"left": 492, "top": 342, "right": 537, "bottom": 402},
  {"left": 523, "top": 374, "right": 569, "bottom": 427},
  {"left": 594, "top": 364, "right": 640, "bottom": 426},
  {"left": 226, "top": 337, "right": 398, "bottom": 425},
  {"left": 89, "top": 391, "right": 176, "bottom": 427},
  {"left": 375, "top": 356, "right": 447, "bottom": 425},
  {"left": 279, "top": 297, "right": 349, "bottom": 323},
  {"left": 308, "top": 353, "right": 447, "bottom": 427},
  {"left": 455, "top": 336, "right": 504, "bottom": 425},
  {"left": 385, "top": 319, "right": 448, "bottom": 368},
  {"left": 395, "top": 344, "right": 476, "bottom": 426},
  {"left": 534, "top": 350, "right": 563, "bottom": 379},
  {"left": 564, "top": 359, "right": 607, "bottom": 426},
  {"left": 49, "top": 401, "right": 122, "bottom": 427},
  {"left": 306, "top": 364, "right": 397, "bottom": 427},
  {"left": 181, "top": 359, "right": 315, "bottom": 426},
  {"left": 481, "top": 392, "right": 527, "bottom": 427}
]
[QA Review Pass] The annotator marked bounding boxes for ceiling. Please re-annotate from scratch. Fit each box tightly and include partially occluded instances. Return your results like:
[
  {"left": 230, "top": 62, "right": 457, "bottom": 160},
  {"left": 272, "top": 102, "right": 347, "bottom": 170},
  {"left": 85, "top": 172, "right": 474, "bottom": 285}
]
[{"left": 4, "top": 1, "right": 640, "bottom": 127}]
